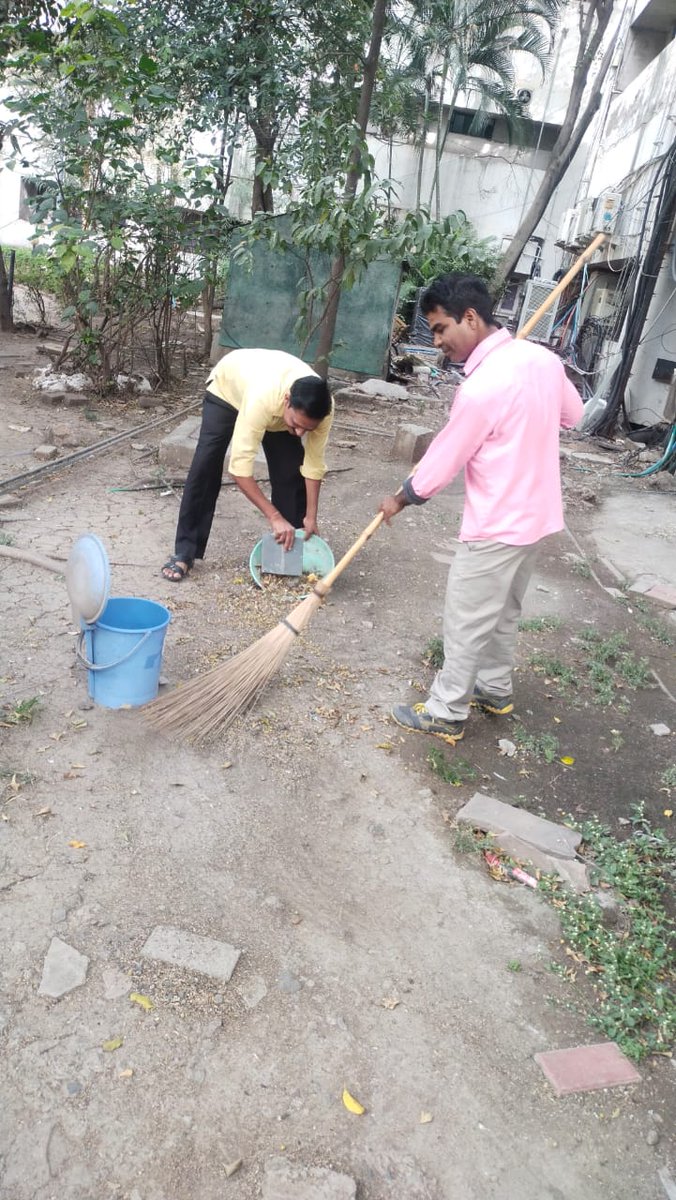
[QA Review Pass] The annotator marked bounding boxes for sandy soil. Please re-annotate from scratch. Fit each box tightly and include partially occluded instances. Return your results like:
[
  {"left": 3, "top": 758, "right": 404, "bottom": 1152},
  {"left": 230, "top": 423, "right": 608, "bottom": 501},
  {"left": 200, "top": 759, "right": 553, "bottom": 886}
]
[{"left": 1, "top": 331, "right": 675, "bottom": 1200}]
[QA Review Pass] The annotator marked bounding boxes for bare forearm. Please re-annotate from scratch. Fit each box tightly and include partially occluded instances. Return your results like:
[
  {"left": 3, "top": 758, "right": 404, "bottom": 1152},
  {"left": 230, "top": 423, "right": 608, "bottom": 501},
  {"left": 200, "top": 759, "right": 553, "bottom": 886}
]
[{"left": 305, "top": 477, "right": 321, "bottom": 521}]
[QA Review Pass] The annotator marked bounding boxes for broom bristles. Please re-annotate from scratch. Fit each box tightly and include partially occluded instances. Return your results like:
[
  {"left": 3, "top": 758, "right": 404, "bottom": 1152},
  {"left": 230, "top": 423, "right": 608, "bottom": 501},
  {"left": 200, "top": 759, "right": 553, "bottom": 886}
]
[{"left": 144, "top": 591, "right": 323, "bottom": 743}]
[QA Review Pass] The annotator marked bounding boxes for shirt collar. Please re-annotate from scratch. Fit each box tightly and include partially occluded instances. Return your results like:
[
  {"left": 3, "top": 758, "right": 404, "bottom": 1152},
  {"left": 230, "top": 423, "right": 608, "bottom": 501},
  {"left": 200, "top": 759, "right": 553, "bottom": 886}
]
[{"left": 463, "top": 327, "right": 512, "bottom": 377}]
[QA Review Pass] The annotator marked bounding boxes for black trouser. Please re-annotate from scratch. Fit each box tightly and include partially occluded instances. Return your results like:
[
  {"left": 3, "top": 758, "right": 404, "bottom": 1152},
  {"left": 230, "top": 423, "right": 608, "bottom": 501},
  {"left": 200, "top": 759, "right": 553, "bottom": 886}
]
[{"left": 174, "top": 392, "right": 306, "bottom": 562}]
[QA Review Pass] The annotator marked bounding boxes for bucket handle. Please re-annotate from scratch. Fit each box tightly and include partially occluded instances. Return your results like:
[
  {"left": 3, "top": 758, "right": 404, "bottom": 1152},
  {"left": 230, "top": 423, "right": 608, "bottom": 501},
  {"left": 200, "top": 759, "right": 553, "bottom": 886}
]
[{"left": 75, "top": 627, "right": 154, "bottom": 672}]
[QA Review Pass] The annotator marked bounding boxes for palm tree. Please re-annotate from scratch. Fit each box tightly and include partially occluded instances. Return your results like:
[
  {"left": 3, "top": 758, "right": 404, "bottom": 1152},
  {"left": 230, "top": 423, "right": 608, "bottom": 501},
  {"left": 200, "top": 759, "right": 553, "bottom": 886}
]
[{"left": 394, "top": 0, "right": 561, "bottom": 219}]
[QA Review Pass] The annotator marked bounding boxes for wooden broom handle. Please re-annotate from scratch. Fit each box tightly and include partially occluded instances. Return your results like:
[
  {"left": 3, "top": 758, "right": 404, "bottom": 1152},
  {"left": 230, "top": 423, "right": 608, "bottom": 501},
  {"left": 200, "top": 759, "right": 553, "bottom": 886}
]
[
  {"left": 517, "top": 232, "right": 607, "bottom": 340},
  {"left": 313, "top": 511, "right": 385, "bottom": 595}
]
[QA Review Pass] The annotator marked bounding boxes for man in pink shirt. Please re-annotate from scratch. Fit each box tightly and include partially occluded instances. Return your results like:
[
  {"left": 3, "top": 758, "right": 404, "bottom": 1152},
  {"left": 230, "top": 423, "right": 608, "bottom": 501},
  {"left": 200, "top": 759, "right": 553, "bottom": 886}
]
[{"left": 380, "top": 273, "right": 583, "bottom": 744}]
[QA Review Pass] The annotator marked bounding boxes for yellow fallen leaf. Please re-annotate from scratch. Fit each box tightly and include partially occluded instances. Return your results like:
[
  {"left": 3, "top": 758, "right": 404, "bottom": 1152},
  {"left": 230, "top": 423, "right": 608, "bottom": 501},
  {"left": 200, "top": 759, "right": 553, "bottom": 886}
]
[
  {"left": 342, "top": 1088, "right": 365, "bottom": 1115},
  {"left": 553, "top": 717, "right": 561, "bottom": 724},
  {"left": 420, "top": 1111, "right": 433, "bottom": 1124},
  {"left": 119, "top": 1068, "right": 134, "bottom": 1079},
  {"left": 560, "top": 756, "right": 575, "bottom": 766},
  {"left": 68, "top": 839, "right": 87, "bottom": 849},
  {"left": 103, "top": 1037, "right": 123, "bottom": 1052},
  {"left": 130, "top": 992, "right": 154, "bottom": 1012},
  {"left": 233, "top": 576, "right": 245, "bottom": 584},
  {"left": 664, "top": 809, "right": 673, "bottom": 818},
  {"left": 376, "top": 741, "right": 393, "bottom": 751}
]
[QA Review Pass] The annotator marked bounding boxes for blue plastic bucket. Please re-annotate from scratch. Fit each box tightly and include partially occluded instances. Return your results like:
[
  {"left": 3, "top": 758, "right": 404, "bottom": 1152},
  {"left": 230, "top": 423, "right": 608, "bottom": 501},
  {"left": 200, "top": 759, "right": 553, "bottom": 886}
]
[{"left": 77, "top": 597, "right": 171, "bottom": 709}]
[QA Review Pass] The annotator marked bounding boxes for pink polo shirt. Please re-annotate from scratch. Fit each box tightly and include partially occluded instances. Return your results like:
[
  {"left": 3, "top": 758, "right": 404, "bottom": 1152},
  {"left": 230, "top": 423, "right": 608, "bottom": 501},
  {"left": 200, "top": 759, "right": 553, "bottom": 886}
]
[{"left": 410, "top": 329, "right": 584, "bottom": 545}]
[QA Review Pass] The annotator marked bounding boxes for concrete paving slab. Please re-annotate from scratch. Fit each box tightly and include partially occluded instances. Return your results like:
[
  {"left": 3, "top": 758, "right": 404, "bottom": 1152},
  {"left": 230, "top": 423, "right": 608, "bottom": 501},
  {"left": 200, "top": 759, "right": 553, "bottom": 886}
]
[
  {"left": 141, "top": 925, "right": 241, "bottom": 982},
  {"left": 535, "top": 1042, "right": 641, "bottom": 1096},
  {"left": 643, "top": 583, "right": 676, "bottom": 610},
  {"left": 457, "top": 793, "right": 581, "bottom": 859},
  {"left": 158, "top": 416, "right": 201, "bottom": 471},
  {"left": 38, "top": 937, "right": 89, "bottom": 998},
  {"left": 263, "top": 1157, "right": 357, "bottom": 1200}
]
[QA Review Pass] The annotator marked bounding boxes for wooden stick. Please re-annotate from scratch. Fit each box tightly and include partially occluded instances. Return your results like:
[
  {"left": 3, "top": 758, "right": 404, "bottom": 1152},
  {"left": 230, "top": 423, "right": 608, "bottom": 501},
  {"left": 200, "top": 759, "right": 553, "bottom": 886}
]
[
  {"left": 0, "top": 544, "right": 64, "bottom": 573},
  {"left": 314, "top": 511, "right": 385, "bottom": 595},
  {"left": 518, "top": 232, "right": 607, "bottom": 341}
]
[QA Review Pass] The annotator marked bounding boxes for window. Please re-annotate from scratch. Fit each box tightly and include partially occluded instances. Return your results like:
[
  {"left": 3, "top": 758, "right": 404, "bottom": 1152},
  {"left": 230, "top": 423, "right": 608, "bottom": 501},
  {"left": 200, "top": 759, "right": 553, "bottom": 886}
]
[{"left": 448, "top": 108, "right": 495, "bottom": 139}]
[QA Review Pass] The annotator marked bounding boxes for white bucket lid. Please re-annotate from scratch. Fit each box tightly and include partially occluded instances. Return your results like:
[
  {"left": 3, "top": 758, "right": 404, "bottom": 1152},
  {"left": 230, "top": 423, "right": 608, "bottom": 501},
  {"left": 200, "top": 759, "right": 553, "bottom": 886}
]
[{"left": 66, "top": 533, "right": 111, "bottom": 626}]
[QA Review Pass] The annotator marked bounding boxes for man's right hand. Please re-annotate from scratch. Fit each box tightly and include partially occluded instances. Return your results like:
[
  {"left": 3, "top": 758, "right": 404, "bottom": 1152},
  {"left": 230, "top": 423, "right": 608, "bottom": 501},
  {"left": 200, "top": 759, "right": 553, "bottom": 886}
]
[{"left": 270, "top": 513, "right": 296, "bottom": 551}]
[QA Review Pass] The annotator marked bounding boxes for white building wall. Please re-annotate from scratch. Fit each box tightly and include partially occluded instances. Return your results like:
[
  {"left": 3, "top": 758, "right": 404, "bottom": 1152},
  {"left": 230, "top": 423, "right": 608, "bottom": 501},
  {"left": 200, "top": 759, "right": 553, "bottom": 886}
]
[
  {"left": 0, "top": 169, "right": 35, "bottom": 249},
  {"left": 588, "top": 36, "right": 676, "bottom": 195}
]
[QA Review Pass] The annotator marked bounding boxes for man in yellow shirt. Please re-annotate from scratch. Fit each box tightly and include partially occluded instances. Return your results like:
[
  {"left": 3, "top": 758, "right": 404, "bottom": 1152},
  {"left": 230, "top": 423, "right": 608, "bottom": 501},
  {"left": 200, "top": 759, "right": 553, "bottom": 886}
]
[{"left": 161, "top": 348, "right": 334, "bottom": 581}]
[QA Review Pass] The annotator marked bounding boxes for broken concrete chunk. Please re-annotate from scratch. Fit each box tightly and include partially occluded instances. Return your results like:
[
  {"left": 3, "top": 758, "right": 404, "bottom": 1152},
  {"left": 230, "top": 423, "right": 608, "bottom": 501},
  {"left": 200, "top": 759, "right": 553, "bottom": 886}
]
[
  {"left": 141, "top": 925, "right": 240, "bottom": 982},
  {"left": 263, "top": 1157, "right": 357, "bottom": 1200},
  {"left": 487, "top": 832, "right": 589, "bottom": 893},
  {"left": 39, "top": 937, "right": 89, "bottom": 998},
  {"left": 391, "top": 423, "right": 435, "bottom": 464},
  {"left": 456, "top": 793, "right": 581, "bottom": 859},
  {"left": 33, "top": 443, "right": 59, "bottom": 461},
  {"left": 356, "top": 378, "right": 409, "bottom": 400}
]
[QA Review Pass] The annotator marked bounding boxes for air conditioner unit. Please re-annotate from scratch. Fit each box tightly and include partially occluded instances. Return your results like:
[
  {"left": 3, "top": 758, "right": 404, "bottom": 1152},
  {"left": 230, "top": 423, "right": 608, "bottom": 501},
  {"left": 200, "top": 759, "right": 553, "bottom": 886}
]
[
  {"left": 558, "top": 207, "right": 578, "bottom": 246},
  {"left": 588, "top": 279, "right": 619, "bottom": 320},
  {"left": 593, "top": 190, "right": 622, "bottom": 236},
  {"left": 574, "top": 197, "right": 596, "bottom": 242},
  {"left": 517, "top": 278, "right": 560, "bottom": 341}
]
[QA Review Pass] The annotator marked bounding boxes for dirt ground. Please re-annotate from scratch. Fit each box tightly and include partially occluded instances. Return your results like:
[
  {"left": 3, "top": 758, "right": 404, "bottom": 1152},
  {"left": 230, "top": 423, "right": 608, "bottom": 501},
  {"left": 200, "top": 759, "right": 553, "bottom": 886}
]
[{"left": 1, "top": 331, "right": 675, "bottom": 1200}]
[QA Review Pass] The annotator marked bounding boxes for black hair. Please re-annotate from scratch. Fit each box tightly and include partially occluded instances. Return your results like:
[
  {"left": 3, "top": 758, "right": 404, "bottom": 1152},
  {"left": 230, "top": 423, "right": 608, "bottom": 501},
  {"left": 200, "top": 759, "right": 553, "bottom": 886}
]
[
  {"left": 289, "top": 376, "right": 332, "bottom": 420},
  {"left": 420, "top": 273, "right": 496, "bottom": 324}
]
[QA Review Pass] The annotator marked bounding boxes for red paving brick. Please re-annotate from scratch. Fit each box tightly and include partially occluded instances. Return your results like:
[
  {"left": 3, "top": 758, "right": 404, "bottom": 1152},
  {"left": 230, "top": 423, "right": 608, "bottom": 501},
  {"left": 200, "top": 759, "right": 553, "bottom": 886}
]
[{"left": 534, "top": 1042, "right": 641, "bottom": 1096}]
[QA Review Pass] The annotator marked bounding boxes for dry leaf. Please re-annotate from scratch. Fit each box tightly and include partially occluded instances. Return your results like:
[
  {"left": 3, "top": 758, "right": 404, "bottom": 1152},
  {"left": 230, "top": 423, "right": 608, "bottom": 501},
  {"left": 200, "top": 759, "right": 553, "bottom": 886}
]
[
  {"left": 221, "top": 761, "right": 233, "bottom": 769},
  {"left": 102, "top": 1037, "right": 123, "bottom": 1052},
  {"left": 290, "top": 913, "right": 303, "bottom": 925},
  {"left": 420, "top": 1111, "right": 434, "bottom": 1124},
  {"left": 50, "top": 732, "right": 65, "bottom": 741},
  {"left": 71, "top": 719, "right": 88, "bottom": 729},
  {"left": 63, "top": 771, "right": 82, "bottom": 780},
  {"left": 375, "top": 741, "right": 393, "bottom": 751},
  {"left": 68, "top": 839, "right": 87, "bottom": 849},
  {"left": 70, "top": 763, "right": 86, "bottom": 770},
  {"left": 8, "top": 423, "right": 31, "bottom": 432},
  {"left": 35, "top": 806, "right": 52, "bottom": 817},
  {"left": 342, "top": 1088, "right": 365, "bottom": 1115},
  {"left": 119, "top": 1068, "right": 134, "bottom": 1079},
  {"left": 130, "top": 992, "right": 154, "bottom": 1012},
  {"left": 379, "top": 996, "right": 400, "bottom": 1010},
  {"left": 224, "top": 1159, "right": 242, "bottom": 1178}
]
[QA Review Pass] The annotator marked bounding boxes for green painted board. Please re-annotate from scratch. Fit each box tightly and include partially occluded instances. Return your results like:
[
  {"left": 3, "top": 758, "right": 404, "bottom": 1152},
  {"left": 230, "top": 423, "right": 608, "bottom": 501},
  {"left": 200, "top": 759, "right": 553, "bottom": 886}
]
[{"left": 218, "top": 219, "right": 401, "bottom": 377}]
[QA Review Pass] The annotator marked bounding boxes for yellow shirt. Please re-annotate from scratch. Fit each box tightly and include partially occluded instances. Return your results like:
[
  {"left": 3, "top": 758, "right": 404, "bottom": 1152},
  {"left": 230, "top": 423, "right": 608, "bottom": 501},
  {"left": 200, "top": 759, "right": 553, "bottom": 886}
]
[{"left": 206, "top": 349, "right": 333, "bottom": 481}]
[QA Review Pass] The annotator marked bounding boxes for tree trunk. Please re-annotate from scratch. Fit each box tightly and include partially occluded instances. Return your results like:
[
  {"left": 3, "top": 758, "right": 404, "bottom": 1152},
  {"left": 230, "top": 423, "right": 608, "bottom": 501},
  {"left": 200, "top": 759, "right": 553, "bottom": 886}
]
[
  {"left": 313, "top": 0, "right": 388, "bottom": 378},
  {"left": 492, "top": 0, "right": 617, "bottom": 293},
  {"left": 0, "top": 247, "right": 14, "bottom": 333},
  {"left": 415, "top": 81, "right": 432, "bottom": 211},
  {"left": 250, "top": 115, "right": 276, "bottom": 216},
  {"left": 428, "top": 52, "right": 450, "bottom": 221}
]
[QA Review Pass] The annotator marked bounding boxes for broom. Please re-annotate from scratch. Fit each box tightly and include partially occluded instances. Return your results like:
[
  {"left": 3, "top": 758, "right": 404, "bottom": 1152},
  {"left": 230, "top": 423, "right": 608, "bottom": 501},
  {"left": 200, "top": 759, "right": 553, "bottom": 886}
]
[
  {"left": 146, "top": 233, "right": 606, "bottom": 742},
  {"left": 144, "top": 511, "right": 385, "bottom": 741}
]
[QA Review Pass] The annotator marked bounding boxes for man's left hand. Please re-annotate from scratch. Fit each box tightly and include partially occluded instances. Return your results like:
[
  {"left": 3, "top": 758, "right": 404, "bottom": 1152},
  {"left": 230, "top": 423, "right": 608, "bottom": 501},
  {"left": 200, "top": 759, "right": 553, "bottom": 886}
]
[{"left": 303, "top": 515, "right": 320, "bottom": 540}]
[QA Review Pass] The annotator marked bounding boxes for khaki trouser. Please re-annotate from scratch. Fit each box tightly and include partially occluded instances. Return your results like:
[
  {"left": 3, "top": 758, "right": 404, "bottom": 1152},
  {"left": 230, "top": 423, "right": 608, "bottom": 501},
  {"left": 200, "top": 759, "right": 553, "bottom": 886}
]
[{"left": 426, "top": 538, "right": 545, "bottom": 723}]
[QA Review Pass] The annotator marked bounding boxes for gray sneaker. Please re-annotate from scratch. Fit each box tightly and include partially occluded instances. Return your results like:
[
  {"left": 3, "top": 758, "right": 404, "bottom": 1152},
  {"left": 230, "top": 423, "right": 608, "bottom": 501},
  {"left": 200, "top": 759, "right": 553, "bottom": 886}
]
[
  {"left": 391, "top": 703, "right": 466, "bottom": 745},
  {"left": 471, "top": 687, "right": 513, "bottom": 716}
]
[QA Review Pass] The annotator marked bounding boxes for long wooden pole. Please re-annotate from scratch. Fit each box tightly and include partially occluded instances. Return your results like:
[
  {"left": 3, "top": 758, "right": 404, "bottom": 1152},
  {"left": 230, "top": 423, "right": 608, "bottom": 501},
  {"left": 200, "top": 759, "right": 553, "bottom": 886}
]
[{"left": 518, "top": 232, "right": 607, "bottom": 340}]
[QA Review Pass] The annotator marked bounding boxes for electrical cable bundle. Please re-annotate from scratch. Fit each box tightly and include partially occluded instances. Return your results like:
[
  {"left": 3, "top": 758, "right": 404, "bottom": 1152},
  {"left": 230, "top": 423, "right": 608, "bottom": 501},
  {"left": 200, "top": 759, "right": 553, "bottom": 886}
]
[{"left": 590, "top": 138, "right": 676, "bottom": 440}]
